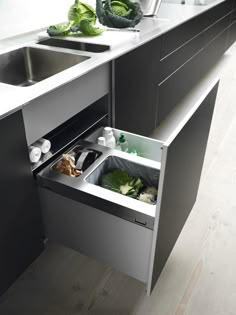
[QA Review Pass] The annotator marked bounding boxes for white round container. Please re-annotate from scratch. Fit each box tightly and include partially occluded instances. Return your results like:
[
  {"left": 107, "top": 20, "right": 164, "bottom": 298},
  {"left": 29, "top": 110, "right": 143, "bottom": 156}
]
[
  {"left": 29, "top": 146, "right": 41, "bottom": 163},
  {"left": 103, "top": 127, "right": 116, "bottom": 149},
  {"left": 97, "top": 136, "right": 106, "bottom": 146},
  {"left": 34, "top": 138, "right": 51, "bottom": 154}
]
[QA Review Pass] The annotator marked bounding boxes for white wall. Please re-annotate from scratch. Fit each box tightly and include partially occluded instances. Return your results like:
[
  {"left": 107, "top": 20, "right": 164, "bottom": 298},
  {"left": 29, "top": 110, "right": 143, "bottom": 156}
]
[{"left": 0, "top": 0, "right": 75, "bottom": 40}]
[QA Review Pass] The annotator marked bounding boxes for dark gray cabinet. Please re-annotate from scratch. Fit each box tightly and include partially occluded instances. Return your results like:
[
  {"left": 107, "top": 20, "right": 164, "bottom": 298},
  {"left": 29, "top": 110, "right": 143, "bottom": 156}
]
[
  {"left": 0, "top": 110, "right": 43, "bottom": 296},
  {"left": 157, "top": 28, "right": 228, "bottom": 126},
  {"left": 147, "top": 81, "right": 219, "bottom": 293},
  {"left": 226, "top": 7, "right": 236, "bottom": 48},
  {"left": 114, "top": 0, "right": 233, "bottom": 136},
  {"left": 114, "top": 38, "right": 161, "bottom": 136},
  {"left": 160, "top": 0, "right": 233, "bottom": 58},
  {"left": 0, "top": 0, "right": 233, "bottom": 298}
]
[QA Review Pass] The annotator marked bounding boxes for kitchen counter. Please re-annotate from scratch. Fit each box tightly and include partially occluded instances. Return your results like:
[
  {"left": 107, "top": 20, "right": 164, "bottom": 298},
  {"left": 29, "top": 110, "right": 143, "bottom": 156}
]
[{"left": 0, "top": 0, "right": 226, "bottom": 119}]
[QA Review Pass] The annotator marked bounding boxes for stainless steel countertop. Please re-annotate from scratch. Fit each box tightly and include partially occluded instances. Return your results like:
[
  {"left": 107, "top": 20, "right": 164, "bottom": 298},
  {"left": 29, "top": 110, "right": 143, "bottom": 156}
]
[{"left": 0, "top": 0, "right": 226, "bottom": 119}]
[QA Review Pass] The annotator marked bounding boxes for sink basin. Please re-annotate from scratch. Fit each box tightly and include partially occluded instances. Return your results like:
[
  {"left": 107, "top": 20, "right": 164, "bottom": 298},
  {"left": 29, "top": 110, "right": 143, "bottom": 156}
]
[
  {"left": 0, "top": 46, "right": 90, "bottom": 87},
  {"left": 38, "top": 38, "right": 110, "bottom": 53}
]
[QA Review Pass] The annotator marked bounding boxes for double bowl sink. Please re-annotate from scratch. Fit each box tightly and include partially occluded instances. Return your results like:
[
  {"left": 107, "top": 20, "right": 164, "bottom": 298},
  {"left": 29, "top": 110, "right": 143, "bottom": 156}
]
[{"left": 0, "top": 38, "right": 110, "bottom": 87}]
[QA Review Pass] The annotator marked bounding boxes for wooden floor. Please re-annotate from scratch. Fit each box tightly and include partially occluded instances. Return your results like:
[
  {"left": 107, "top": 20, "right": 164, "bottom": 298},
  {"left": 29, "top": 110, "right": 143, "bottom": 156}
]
[{"left": 1, "top": 43, "right": 236, "bottom": 315}]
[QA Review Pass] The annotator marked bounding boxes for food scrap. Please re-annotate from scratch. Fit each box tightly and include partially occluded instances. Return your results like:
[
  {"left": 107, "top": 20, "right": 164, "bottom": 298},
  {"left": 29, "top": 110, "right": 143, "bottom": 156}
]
[{"left": 53, "top": 154, "right": 82, "bottom": 177}]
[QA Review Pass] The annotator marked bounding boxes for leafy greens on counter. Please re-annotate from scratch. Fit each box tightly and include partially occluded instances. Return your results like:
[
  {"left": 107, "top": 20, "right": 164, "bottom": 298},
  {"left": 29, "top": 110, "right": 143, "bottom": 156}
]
[
  {"left": 47, "top": 0, "right": 104, "bottom": 37},
  {"left": 96, "top": 0, "right": 143, "bottom": 28}
]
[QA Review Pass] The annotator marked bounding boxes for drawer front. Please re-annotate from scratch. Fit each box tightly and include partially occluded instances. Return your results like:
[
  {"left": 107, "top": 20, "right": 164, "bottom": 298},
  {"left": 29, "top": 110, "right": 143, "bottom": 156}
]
[
  {"left": 147, "top": 79, "right": 219, "bottom": 294},
  {"left": 23, "top": 64, "right": 110, "bottom": 146},
  {"left": 227, "top": 19, "right": 236, "bottom": 47},
  {"left": 160, "top": 13, "right": 231, "bottom": 81},
  {"left": 226, "top": 8, "right": 236, "bottom": 49},
  {"left": 157, "top": 28, "right": 228, "bottom": 126},
  {"left": 160, "top": 0, "right": 232, "bottom": 58},
  {"left": 232, "top": 8, "right": 236, "bottom": 21},
  {"left": 39, "top": 188, "right": 153, "bottom": 283}
]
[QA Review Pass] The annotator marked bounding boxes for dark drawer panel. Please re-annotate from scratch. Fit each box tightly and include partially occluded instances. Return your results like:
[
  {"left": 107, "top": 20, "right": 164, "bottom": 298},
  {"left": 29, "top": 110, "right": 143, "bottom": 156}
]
[
  {"left": 160, "top": 31, "right": 205, "bottom": 81},
  {"left": 227, "top": 19, "right": 236, "bottom": 48},
  {"left": 157, "top": 29, "right": 227, "bottom": 126},
  {"left": 231, "top": 8, "right": 236, "bottom": 23},
  {"left": 160, "top": 13, "right": 231, "bottom": 82},
  {"left": 160, "top": 0, "right": 232, "bottom": 58}
]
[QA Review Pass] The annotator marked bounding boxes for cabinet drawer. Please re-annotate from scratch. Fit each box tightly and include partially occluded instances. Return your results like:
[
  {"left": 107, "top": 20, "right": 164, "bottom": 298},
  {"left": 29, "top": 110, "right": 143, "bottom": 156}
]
[
  {"left": 157, "top": 28, "right": 227, "bottom": 126},
  {"left": 160, "top": 0, "right": 232, "bottom": 58},
  {"left": 160, "top": 13, "right": 231, "bottom": 81},
  {"left": 37, "top": 79, "right": 219, "bottom": 293},
  {"left": 23, "top": 64, "right": 110, "bottom": 146}
]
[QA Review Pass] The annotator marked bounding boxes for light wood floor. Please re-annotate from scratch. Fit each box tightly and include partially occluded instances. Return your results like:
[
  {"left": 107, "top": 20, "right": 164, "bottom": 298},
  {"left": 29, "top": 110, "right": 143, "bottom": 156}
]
[{"left": 1, "top": 43, "right": 236, "bottom": 315}]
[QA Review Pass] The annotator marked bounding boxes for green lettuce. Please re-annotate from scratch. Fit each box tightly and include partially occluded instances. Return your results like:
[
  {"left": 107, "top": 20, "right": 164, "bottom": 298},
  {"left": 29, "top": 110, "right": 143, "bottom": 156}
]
[
  {"left": 47, "top": 0, "right": 104, "bottom": 37},
  {"left": 101, "top": 169, "right": 144, "bottom": 198}
]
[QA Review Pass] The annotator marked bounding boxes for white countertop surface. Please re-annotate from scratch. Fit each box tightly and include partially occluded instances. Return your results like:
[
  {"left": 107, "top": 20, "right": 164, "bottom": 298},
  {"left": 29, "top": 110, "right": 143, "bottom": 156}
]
[{"left": 0, "top": 0, "right": 226, "bottom": 119}]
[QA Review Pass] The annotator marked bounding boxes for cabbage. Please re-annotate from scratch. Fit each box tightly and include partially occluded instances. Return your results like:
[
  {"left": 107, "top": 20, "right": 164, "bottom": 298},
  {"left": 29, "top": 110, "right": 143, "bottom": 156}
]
[
  {"left": 96, "top": 0, "right": 143, "bottom": 28},
  {"left": 47, "top": 0, "right": 104, "bottom": 37}
]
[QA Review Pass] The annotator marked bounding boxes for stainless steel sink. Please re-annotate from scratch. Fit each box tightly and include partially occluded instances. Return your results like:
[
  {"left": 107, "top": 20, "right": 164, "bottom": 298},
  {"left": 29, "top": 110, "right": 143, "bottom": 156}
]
[
  {"left": 0, "top": 46, "right": 90, "bottom": 87},
  {"left": 38, "top": 38, "right": 110, "bottom": 53}
]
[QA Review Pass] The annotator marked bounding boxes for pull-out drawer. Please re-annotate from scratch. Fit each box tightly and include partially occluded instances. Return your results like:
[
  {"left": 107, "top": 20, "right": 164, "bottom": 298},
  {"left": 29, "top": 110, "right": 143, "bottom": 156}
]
[
  {"left": 37, "top": 79, "right": 219, "bottom": 294},
  {"left": 157, "top": 28, "right": 228, "bottom": 126}
]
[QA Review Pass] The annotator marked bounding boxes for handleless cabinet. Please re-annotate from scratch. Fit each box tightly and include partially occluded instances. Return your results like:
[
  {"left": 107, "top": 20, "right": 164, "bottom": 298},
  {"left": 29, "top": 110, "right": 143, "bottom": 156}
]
[{"left": 0, "top": 110, "right": 43, "bottom": 296}]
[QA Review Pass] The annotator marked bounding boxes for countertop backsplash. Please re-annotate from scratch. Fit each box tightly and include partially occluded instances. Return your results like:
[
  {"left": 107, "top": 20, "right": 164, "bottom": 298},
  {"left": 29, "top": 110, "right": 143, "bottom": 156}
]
[{"left": 0, "top": 0, "right": 75, "bottom": 40}]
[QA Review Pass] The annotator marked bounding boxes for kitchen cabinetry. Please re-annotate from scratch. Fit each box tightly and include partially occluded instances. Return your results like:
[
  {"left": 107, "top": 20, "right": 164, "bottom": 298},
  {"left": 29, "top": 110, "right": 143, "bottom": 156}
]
[
  {"left": 0, "top": 110, "right": 43, "bottom": 296},
  {"left": 115, "top": 0, "right": 233, "bottom": 136},
  {"left": 36, "top": 77, "right": 219, "bottom": 295},
  {"left": 114, "top": 38, "right": 161, "bottom": 136},
  {"left": 226, "top": 5, "right": 236, "bottom": 48},
  {"left": 0, "top": 0, "right": 231, "bottom": 298}
]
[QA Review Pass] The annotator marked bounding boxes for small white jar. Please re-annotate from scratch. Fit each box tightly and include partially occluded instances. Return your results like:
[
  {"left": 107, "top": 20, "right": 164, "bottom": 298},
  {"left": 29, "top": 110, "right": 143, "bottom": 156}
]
[
  {"left": 34, "top": 138, "right": 51, "bottom": 154},
  {"left": 29, "top": 146, "right": 41, "bottom": 163},
  {"left": 102, "top": 127, "right": 116, "bottom": 149},
  {"left": 97, "top": 136, "right": 106, "bottom": 146}
]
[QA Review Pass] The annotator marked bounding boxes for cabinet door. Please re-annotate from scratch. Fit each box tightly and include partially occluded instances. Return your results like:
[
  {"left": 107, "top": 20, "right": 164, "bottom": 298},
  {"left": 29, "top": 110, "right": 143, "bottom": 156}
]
[
  {"left": 114, "top": 37, "right": 161, "bottom": 136},
  {"left": 0, "top": 110, "right": 43, "bottom": 296},
  {"left": 147, "top": 80, "right": 219, "bottom": 294}
]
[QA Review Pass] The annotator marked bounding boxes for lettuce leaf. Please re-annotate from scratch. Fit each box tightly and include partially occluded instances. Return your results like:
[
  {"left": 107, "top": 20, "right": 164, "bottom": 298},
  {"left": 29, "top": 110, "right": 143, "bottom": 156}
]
[{"left": 101, "top": 169, "right": 144, "bottom": 197}]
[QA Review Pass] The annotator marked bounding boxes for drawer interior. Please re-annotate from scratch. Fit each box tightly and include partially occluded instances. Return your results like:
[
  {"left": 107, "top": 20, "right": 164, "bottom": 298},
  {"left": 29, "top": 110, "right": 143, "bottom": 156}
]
[
  {"left": 86, "top": 155, "right": 159, "bottom": 206},
  {"left": 86, "top": 127, "right": 163, "bottom": 163}
]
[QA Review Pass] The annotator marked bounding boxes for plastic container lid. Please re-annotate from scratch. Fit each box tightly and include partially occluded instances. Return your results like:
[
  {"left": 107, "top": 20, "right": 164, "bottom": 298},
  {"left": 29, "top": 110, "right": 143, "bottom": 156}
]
[
  {"left": 98, "top": 136, "right": 106, "bottom": 146},
  {"left": 103, "top": 127, "right": 113, "bottom": 135}
]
